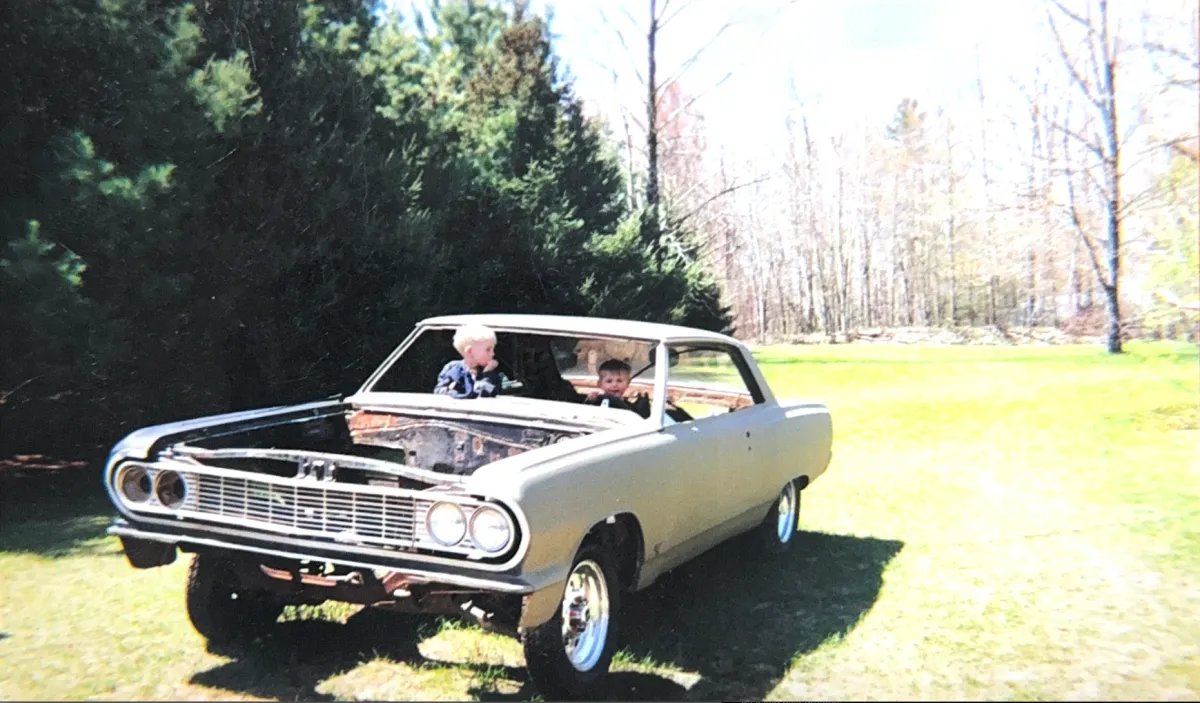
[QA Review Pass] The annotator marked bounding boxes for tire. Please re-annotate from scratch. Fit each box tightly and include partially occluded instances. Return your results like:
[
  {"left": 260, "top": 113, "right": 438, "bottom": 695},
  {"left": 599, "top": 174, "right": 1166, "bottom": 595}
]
[
  {"left": 185, "top": 554, "right": 282, "bottom": 645},
  {"left": 749, "top": 479, "right": 801, "bottom": 557},
  {"left": 522, "top": 541, "right": 621, "bottom": 700}
]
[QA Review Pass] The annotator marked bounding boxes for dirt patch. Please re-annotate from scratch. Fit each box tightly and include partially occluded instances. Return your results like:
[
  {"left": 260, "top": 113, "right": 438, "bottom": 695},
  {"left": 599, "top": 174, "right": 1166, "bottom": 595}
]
[{"left": 1149, "top": 403, "right": 1200, "bottom": 432}]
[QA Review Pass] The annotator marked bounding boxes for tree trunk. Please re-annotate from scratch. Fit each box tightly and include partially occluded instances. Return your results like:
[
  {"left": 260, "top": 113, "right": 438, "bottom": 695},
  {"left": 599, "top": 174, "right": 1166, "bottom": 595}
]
[
  {"left": 1104, "top": 282, "right": 1120, "bottom": 352},
  {"left": 1100, "top": 0, "right": 1123, "bottom": 352},
  {"left": 645, "top": 0, "right": 660, "bottom": 213}
]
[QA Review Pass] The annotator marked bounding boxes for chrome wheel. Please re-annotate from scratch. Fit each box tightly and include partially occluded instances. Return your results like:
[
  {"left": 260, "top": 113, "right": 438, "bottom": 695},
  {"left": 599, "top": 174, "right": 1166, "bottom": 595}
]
[
  {"left": 560, "top": 559, "right": 610, "bottom": 672},
  {"left": 775, "top": 481, "right": 798, "bottom": 543}
]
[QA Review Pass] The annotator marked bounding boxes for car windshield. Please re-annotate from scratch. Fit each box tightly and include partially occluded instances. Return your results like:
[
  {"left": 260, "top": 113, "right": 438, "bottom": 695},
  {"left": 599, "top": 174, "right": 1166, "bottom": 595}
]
[{"left": 367, "top": 327, "right": 657, "bottom": 405}]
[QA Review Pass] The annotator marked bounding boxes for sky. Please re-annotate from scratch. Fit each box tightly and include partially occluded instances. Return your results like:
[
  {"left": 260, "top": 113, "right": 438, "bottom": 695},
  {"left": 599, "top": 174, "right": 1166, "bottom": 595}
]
[
  {"left": 383, "top": 0, "right": 1196, "bottom": 182},
  {"left": 527, "top": 0, "right": 1050, "bottom": 160},
  {"left": 525, "top": 0, "right": 1197, "bottom": 174}
]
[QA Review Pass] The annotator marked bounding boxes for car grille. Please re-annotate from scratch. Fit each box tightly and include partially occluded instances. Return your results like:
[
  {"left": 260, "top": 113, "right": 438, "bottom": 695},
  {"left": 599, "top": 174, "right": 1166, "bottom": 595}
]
[{"left": 176, "top": 470, "right": 418, "bottom": 548}]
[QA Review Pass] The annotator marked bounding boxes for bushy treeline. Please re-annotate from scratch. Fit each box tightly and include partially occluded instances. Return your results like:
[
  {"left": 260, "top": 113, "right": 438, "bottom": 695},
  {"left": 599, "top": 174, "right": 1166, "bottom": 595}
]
[{"left": 0, "top": 0, "right": 729, "bottom": 454}]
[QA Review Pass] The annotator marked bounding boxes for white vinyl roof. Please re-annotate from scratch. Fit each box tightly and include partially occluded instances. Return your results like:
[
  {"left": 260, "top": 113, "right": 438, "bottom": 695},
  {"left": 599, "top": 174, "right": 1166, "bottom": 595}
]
[{"left": 419, "top": 313, "right": 739, "bottom": 345}]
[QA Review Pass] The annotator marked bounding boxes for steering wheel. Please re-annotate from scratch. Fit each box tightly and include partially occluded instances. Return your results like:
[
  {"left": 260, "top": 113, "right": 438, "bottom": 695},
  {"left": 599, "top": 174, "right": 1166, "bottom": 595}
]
[
  {"left": 491, "top": 358, "right": 523, "bottom": 394},
  {"left": 583, "top": 392, "right": 634, "bottom": 411}
]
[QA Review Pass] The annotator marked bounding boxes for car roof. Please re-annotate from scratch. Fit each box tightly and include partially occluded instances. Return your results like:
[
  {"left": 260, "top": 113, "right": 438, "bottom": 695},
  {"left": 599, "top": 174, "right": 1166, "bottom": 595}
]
[{"left": 419, "top": 313, "right": 739, "bottom": 345}]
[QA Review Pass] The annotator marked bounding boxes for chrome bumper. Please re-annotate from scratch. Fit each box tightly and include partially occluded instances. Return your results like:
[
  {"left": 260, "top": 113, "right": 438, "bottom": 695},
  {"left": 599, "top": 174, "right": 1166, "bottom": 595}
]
[{"left": 108, "top": 520, "right": 535, "bottom": 595}]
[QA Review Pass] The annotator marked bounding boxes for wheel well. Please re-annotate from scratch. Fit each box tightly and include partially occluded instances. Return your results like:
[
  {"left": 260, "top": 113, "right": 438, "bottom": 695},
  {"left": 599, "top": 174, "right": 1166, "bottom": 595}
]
[{"left": 581, "top": 513, "right": 644, "bottom": 592}]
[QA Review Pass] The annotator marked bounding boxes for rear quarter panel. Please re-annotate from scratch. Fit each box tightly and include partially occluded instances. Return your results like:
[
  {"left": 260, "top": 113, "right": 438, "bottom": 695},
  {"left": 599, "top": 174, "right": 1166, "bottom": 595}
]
[{"left": 761, "top": 399, "right": 834, "bottom": 489}]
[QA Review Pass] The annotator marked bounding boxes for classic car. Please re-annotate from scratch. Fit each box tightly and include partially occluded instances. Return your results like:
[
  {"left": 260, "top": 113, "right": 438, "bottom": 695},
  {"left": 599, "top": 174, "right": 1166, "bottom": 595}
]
[{"left": 102, "top": 313, "right": 833, "bottom": 699}]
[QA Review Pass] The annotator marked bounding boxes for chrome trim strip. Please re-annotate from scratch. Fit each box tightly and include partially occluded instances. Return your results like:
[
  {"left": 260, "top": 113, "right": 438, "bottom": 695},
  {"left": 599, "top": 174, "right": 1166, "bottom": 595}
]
[{"left": 107, "top": 525, "right": 533, "bottom": 594}]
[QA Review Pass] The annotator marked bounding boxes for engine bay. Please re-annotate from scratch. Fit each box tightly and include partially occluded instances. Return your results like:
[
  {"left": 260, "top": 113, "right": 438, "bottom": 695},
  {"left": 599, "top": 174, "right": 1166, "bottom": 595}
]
[{"left": 168, "top": 404, "right": 587, "bottom": 488}]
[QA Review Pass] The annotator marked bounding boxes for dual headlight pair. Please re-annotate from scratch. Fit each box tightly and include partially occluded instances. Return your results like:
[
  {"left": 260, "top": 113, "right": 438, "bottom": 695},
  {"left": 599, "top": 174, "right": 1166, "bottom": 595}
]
[
  {"left": 425, "top": 501, "right": 513, "bottom": 554},
  {"left": 115, "top": 464, "right": 187, "bottom": 509}
]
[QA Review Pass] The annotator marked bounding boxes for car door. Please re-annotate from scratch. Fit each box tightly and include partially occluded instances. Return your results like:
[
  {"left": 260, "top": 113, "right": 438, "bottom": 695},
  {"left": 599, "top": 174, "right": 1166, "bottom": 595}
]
[
  {"left": 653, "top": 407, "right": 737, "bottom": 558},
  {"left": 655, "top": 343, "right": 768, "bottom": 556}
]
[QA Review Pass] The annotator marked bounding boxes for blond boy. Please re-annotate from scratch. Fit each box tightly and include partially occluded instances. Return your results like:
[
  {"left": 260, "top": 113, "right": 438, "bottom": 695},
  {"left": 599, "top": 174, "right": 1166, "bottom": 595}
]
[{"left": 433, "top": 324, "right": 502, "bottom": 399}]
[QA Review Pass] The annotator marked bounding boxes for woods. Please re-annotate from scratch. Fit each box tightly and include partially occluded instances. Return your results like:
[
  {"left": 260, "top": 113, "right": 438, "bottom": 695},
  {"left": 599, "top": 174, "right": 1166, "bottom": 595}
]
[
  {"left": 593, "top": 0, "right": 1198, "bottom": 348},
  {"left": 0, "top": 0, "right": 726, "bottom": 453}
]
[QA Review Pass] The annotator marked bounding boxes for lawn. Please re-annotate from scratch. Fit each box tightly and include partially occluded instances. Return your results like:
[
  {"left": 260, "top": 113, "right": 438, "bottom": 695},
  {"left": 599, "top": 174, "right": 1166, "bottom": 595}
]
[{"left": 2, "top": 342, "right": 1197, "bottom": 701}]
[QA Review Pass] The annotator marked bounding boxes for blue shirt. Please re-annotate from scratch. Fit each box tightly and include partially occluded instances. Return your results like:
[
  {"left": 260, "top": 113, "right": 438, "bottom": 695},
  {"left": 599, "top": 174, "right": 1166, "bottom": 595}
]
[{"left": 433, "top": 360, "right": 502, "bottom": 399}]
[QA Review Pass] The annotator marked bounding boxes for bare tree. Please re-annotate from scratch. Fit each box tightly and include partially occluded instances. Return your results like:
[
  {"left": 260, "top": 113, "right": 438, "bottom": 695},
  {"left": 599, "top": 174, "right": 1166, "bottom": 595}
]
[
  {"left": 596, "top": 1, "right": 793, "bottom": 220},
  {"left": 573, "top": 0, "right": 1193, "bottom": 344},
  {"left": 1046, "top": 0, "right": 1129, "bottom": 353},
  {"left": 943, "top": 112, "right": 960, "bottom": 325},
  {"left": 1141, "top": 0, "right": 1199, "bottom": 93}
]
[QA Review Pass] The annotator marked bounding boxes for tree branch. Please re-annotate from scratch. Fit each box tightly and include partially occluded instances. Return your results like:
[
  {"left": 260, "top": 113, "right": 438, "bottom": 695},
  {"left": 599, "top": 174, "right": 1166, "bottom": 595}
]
[
  {"left": 0, "top": 376, "right": 43, "bottom": 404},
  {"left": 1061, "top": 117, "right": 1114, "bottom": 291},
  {"left": 655, "top": 18, "right": 736, "bottom": 98},
  {"left": 655, "top": 0, "right": 674, "bottom": 24},
  {"left": 1049, "top": 0, "right": 1091, "bottom": 29},
  {"left": 598, "top": 7, "right": 648, "bottom": 88},
  {"left": 660, "top": 69, "right": 735, "bottom": 126},
  {"left": 673, "top": 175, "right": 772, "bottom": 228},
  {"left": 1172, "top": 139, "right": 1200, "bottom": 163},
  {"left": 1050, "top": 119, "right": 1106, "bottom": 160},
  {"left": 1143, "top": 39, "right": 1199, "bottom": 68},
  {"left": 656, "top": 0, "right": 693, "bottom": 32},
  {"left": 1046, "top": 4, "right": 1104, "bottom": 110},
  {"left": 1066, "top": 173, "right": 1111, "bottom": 291}
]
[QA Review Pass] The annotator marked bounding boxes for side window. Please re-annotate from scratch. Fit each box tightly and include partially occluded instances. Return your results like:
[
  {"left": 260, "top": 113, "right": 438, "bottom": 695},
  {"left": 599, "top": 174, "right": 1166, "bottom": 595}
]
[{"left": 665, "top": 344, "right": 763, "bottom": 423}]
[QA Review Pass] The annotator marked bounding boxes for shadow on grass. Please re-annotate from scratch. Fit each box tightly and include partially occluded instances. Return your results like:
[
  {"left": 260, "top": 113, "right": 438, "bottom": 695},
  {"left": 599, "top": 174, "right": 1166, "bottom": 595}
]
[
  {"left": 191, "top": 612, "right": 423, "bottom": 702},
  {"left": 0, "top": 464, "right": 116, "bottom": 557},
  {"left": 189, "top": 530, "right": 902, "bottom": 702},
  {"left": 617, "top": 531, "right": 904, "bottom": 700}
]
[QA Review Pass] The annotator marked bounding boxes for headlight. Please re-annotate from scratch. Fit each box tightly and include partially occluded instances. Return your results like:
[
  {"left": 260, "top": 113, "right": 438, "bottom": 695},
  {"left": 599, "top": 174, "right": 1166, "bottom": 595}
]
[
  {"left": 469, "top": 506, "right": 512, "bottom": 554},
  {"left": 426, "top": 502, "right": 467, "bottom": 546},
  {"left": 116, "top": 464, "right": 153, "bottom": 504},
  {"left": 154, "top": 470, "right": 188, "bottom": 510}
]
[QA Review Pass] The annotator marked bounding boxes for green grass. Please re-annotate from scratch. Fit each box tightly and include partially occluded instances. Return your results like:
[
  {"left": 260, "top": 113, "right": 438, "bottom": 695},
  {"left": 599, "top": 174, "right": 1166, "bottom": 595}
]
[{"left": 2, "top": 342, "right": 1197, "bottom": 701}]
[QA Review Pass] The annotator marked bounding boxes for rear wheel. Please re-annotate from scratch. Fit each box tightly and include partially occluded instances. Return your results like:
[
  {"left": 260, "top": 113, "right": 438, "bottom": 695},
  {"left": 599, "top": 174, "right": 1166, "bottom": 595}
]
[
  {"left": 750, "top": 480, "right": 800, "bottom": 556},
  {"left": 522, "top": 542, "right": 621, "bottom": 700},
  {"left": 185, "top": 554, "right": 282, "bottom": 645}
]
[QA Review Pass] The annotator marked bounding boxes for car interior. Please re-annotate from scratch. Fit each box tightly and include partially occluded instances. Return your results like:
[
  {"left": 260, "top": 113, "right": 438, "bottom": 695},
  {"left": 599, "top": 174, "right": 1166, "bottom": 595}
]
[{"left": 369, "top": 328, "right": 756, "bottom": 422}]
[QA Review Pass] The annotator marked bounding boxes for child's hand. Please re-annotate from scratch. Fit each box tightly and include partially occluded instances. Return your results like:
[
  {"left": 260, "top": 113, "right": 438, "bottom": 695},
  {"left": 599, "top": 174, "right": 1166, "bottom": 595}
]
[
  {"left": 484, "top": 359, "right": 499, "bottom": 372},
  {"left": 586, "top": 390, "right": 602, "bottom": 401}
]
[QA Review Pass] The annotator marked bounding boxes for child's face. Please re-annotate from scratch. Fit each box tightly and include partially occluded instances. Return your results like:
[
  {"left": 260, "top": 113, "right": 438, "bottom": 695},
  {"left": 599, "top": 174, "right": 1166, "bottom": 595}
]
[
  {"left": 598, "top": 371, "right": 631, "bottom": 396},
  {"left": 466, "top": 341, "right": 495, "bottom": 368}
]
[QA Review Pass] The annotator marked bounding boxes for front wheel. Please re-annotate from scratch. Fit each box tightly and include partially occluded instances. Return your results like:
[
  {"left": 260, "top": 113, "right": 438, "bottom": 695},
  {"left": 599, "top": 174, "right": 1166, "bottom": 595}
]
[
  {"left": 522, "top": 542, "right": 621, "bottom": 700},
  {"left": 749, "top": 479, "right": 801, "bottom": 557},
  {"left": 185, "top": 554, "right": 282, "bottom": 645}
]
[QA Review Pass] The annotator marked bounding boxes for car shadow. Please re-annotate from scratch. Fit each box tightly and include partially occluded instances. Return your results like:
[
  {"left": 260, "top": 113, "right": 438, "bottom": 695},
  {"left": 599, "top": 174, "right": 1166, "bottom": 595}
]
[
  {"left": 191, "top": 611, "right": 434, "bottom": 701},
  {"left": 190, "top": 530, "right": 902, "bottom": 701},
  {"left": 616, "top": 530, "right": 905, "bottom": 700}
]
